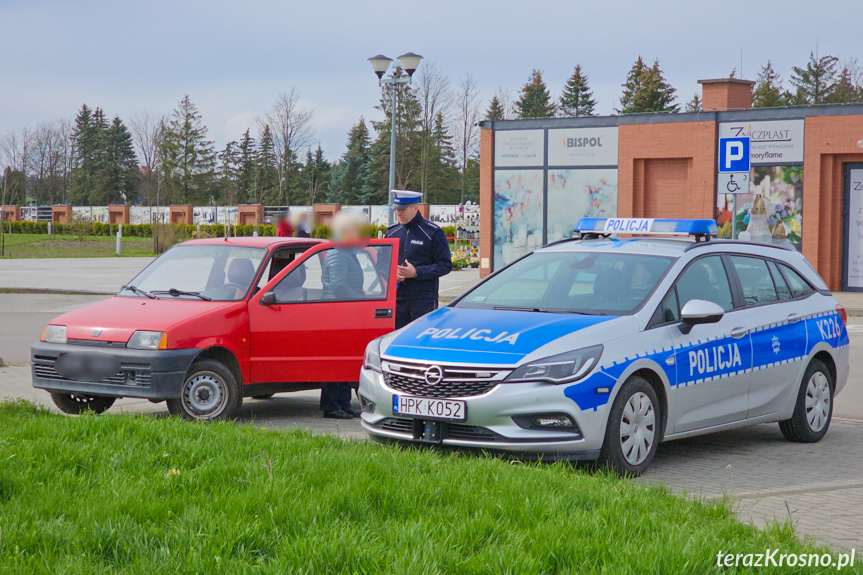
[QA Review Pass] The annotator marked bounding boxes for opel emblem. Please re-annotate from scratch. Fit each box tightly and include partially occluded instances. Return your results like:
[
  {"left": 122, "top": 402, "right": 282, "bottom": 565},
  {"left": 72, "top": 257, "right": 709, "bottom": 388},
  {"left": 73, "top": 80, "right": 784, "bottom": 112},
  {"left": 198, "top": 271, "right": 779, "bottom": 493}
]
[{"left": 424, "top": 365, "right": 444, "bottom": 385}]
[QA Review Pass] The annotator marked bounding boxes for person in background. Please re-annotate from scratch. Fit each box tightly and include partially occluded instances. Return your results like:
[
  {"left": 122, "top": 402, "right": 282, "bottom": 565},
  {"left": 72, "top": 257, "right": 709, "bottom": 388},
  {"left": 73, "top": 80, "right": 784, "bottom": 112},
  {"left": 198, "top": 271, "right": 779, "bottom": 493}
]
[
  {"left": 293, "top": 211, "right": 312, "bottom": 238},
  {"left": 276, "top": 212, "right": 294, "bottom": 237},
  {"left": 386, "top": 190, "right": 452, "bottom": 329},
  {"left": 319, "top": 210, "right": 367, "bottom": 419}
]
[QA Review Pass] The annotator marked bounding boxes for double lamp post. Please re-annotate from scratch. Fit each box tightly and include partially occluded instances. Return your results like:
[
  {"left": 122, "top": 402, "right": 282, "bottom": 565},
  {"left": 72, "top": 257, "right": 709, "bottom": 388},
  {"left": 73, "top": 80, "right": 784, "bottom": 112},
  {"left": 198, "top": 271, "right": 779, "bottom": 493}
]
[{"left": 367, "top": 52, "right": 423, "bottom": 226}]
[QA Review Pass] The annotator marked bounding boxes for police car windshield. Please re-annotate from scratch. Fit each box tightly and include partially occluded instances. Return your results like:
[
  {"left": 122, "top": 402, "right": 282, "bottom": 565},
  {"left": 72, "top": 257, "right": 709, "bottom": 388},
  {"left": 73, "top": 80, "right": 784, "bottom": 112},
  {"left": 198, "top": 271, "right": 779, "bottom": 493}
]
[{"left": 457, "top": 251, "right": 675, "bottom": 315}]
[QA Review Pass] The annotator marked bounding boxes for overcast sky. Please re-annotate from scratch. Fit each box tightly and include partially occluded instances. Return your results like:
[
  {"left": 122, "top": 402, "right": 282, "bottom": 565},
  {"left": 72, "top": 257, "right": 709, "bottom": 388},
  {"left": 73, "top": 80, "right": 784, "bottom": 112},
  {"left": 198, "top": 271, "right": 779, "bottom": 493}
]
[{"left": 2, "top": 0, "right": 861, "bottom": 159}]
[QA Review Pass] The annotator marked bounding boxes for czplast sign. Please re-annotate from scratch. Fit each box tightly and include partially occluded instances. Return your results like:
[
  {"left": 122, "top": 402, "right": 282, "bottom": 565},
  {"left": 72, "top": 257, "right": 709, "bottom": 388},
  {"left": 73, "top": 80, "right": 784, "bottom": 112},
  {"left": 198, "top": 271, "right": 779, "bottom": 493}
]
[{"left": 718, "top": 119, "right": 804, "bottom": 164}]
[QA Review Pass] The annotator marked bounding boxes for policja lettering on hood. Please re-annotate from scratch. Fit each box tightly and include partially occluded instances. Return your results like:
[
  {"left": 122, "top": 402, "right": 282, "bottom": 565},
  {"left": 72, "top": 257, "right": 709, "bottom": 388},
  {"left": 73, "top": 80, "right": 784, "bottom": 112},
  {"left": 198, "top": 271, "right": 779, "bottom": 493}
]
[{"left": 418, "top": 327, "right": 520, "bottom": 345}]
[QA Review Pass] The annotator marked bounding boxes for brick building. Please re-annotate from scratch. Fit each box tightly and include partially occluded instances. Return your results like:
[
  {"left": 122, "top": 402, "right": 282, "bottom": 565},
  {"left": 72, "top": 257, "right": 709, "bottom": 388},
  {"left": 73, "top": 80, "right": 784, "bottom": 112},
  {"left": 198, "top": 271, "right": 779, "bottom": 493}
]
[{"left": 478, "top": 78, "right": 863, "bottom": 291}]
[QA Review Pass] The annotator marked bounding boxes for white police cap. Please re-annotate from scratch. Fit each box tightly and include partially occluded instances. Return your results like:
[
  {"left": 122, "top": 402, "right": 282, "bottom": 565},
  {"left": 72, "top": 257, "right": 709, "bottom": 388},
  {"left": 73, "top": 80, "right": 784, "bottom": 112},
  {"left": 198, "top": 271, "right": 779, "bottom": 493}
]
[{"left": 390, "top": 190, "right": 422, "bottom": 209}]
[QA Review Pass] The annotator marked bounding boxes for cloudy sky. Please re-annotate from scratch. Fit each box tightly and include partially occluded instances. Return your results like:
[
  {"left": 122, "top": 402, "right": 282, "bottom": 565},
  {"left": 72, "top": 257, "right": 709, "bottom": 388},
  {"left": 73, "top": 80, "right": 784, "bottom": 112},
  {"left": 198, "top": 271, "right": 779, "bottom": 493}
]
[{"left": 2, "top": 0, "right": 860, "bottom": 159}]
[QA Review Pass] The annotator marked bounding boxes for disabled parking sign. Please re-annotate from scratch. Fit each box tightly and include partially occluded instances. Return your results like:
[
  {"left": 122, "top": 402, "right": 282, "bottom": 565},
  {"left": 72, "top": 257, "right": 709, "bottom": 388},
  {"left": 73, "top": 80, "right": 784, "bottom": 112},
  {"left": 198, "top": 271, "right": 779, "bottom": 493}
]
[{"left": 717, "top": 136, "right": 750, "bottom": 195}]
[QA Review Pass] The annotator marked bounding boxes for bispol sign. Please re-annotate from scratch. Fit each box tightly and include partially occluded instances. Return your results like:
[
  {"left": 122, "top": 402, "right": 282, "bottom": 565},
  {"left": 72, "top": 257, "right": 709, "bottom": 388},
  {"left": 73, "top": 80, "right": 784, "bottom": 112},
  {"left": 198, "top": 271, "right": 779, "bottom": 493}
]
[
  {"left": 549, "top": 127, "right": 619, "bottom": 167},
  {"left": 564, "top": 136, "right": 604, "bottom": 148}
]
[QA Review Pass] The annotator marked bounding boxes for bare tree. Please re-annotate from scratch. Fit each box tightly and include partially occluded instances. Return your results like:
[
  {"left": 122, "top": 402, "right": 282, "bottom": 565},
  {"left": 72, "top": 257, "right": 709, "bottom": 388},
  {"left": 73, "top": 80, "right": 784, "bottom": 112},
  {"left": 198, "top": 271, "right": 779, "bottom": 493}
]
[
  {"left": 259, "top": 88, "right": 315, "bottom": 206},
  {"left": 413, "top": 62, "right": 452, "bottom": 197},
  {"left": 494, "top": 87, "right": 515, "bottom": 120},
  {"left": 130, "top": 112, "right": 166, "bottom": 206},
  {"left": 0, "top": 128, "right": 32, "bottom": 205},
  {"left": 454, "top": 74, "right": 481, "bottom": 204}
]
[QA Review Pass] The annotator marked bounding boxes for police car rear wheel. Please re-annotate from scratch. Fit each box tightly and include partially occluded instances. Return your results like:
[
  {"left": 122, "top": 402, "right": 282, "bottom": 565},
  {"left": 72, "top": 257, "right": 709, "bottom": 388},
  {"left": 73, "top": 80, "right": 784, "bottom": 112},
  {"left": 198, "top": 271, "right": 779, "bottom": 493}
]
[
  {"left": 167, "top": 360, "right": 242, "bottom": 421},
  {"left": 599, "top": 377, "right": 660, "bottom": 477},
  {"left": 50, "top": 392, "right": 116, "bottom": 415},
  {"left": 779, "top": 359, "right": 833, "bottom": 443}
]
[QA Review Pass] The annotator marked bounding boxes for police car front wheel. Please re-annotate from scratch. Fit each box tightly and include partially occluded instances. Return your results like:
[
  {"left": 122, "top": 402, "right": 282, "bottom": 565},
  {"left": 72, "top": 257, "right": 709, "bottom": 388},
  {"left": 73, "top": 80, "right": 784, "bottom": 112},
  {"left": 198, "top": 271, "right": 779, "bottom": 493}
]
[
  {"left": 779, "top": 359, "right": 833, "bottom": 443},
  {"left": 599, "top": 376, "right": 661, "bottom": 477}
]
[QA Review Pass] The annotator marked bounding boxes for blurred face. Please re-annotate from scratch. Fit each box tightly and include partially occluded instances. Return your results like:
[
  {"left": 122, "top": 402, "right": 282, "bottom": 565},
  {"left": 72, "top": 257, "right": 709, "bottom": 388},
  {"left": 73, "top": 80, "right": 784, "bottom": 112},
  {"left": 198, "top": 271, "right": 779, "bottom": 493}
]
[{"left": 396, "top": 204, "right": 419, "bottom": 225}]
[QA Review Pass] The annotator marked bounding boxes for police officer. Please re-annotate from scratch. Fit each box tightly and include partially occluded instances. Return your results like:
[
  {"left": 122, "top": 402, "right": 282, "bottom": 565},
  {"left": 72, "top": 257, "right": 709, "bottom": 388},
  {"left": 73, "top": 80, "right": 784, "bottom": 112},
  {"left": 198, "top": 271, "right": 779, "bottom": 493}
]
[{"left": 387, "top": 191, "right": 452, "bottom": 329}]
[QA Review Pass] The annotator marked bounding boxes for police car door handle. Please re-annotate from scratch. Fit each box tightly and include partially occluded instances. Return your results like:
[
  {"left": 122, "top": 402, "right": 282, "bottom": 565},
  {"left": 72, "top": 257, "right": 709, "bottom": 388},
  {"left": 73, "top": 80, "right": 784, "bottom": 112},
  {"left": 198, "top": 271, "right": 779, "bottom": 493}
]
[
  {"left": 730, "top": 327, "right": 749, "bottom": 339},
  {"left": 787, "top": 313, "right": 801, "bottom": 323},
  {"left": 375, "top": 308, "right": 393, "bottom": 319}
]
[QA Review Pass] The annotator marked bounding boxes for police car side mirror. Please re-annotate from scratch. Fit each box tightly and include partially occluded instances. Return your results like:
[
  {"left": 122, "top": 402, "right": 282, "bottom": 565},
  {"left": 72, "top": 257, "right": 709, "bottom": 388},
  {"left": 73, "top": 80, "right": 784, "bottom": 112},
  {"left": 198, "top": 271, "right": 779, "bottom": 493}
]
[
  {"left": 260, "top": 291, "right": 277, "bottom": 306},
  {"left": 679, "top": 300, "right": 725, "bottom": 335}
]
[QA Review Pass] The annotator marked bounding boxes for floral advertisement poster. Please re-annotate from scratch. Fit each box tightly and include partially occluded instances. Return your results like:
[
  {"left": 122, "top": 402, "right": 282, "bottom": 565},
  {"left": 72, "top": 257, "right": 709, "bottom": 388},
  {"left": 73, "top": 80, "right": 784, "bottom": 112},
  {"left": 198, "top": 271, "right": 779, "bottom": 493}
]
[
  {"left": 547, "top": 169, "right": 618, "bottom": 243},
  {"left": 493, "top": 170, "right": 544, "bottom": 270},
  {"left": 716, "top": 165, "right": 803, "bottom": 247}
]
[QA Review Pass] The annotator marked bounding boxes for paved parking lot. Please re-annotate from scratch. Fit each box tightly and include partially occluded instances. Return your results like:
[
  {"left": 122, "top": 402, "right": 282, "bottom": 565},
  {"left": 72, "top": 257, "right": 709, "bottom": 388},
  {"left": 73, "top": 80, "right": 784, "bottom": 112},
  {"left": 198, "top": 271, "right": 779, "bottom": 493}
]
[{"left": 0, "top": 262, "right": 861, "bottom": 551}]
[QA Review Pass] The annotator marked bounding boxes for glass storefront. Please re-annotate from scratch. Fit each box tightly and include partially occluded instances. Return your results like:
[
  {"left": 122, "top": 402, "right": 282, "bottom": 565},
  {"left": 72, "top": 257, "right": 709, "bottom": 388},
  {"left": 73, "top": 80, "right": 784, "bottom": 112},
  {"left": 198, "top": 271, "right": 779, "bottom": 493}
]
[
  {"left": 493, "top": 170, "right": 544, "bottom": 269},
  {"left": 547, "top": 169, "right": 618, "bottom": 243},
  {"left": 717, "top": 165, "right": 803, "bottom": 248}
]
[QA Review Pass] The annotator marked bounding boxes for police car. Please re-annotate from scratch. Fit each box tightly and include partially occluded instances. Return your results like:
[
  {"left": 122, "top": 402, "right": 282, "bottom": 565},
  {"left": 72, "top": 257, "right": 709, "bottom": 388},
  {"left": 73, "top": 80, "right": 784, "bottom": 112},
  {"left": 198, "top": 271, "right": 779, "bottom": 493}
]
[{"left": 358, "top": 218, "right": 850, "bottom": 475}]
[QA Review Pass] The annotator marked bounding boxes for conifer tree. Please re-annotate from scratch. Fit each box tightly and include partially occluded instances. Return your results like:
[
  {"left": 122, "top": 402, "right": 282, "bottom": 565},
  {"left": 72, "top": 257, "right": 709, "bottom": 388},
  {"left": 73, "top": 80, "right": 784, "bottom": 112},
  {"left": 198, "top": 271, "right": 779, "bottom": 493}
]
[
  {"left": 617, "top": 58, "right": 678, "bottom": 113},
  {"left": 256, "top": 125, "right": 278, "bottom": 204},
  {"left": 217, "top": 141, "right": 241, "bottom": 206},
  {"left": 160, "top": 96, "right": 216, "bottom": 204},
  {"left": 829, "top": 67, "right": 862, "bottom": 104},
  {"left": 752, "top": 61, "right": 787, "bottom": 108},
  {"left": 685, "top": 93, "right": 702, "bottom": 112},
  {"left": 98, "top": 116, "right": 139, "bottom": 204},
  {"left": 330, "top": 118, "right": 373, "bottom": 204},
  {"left": 237, "top": 130, "right": 257, "bottom": 204},
  {"left": 559, "top": 65, "right": 597, "bottom": 117},
  {"left": 617, "top": 57, "right": 648, "bottom": 113},
  {"left": 485, "top": 96, "right": 505, "bottom": 121},
  {"left": 790, "top": 52, "right": 839, "bottom": 104},
  {"left": 71, "top": 104, "right": 98, "bottom": 204},
  {"left": 515, "top": 70, "right": 556, "bottom": 118},
  {"left": 303, "top": 145, "right": 330, "bottom": 205}
]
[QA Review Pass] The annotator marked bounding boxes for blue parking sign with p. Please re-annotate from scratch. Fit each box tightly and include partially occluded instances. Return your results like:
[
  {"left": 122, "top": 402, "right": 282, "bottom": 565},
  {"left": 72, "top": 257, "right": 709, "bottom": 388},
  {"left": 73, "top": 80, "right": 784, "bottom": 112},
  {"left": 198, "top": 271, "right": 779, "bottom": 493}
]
[{"left": 718, "top": 137, "right": 750, "bottom": 173}]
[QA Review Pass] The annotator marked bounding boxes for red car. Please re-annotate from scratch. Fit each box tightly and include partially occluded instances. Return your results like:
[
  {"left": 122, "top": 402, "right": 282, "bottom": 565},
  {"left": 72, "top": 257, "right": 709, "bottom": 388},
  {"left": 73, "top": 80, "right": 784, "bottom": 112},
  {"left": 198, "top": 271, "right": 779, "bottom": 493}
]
[{"left": 32, "top": 236, "right": 398, "bottom": 420}]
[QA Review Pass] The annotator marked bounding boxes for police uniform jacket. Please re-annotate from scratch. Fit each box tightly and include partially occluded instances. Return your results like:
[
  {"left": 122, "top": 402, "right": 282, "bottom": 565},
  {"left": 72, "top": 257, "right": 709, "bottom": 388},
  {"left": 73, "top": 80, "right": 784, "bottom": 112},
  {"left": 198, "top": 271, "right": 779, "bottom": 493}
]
[{"left": 387, "top": 211, "right": 452, "bottom": 301}]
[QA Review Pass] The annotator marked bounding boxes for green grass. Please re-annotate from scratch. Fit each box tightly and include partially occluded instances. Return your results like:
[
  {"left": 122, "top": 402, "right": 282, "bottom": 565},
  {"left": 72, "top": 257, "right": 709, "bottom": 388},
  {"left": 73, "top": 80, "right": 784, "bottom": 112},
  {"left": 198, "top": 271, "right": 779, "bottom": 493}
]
[
  {"left": 0, "top": 400, "right": 853, "bottom": 574},
  {"left": 0, "top": 234, "right": 155, "bottom": 258}
]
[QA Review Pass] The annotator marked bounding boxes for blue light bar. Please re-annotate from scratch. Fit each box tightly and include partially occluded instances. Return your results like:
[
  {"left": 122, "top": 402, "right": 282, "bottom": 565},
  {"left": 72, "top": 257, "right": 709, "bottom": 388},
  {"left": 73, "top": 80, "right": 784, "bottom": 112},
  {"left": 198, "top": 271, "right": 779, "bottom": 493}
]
[{"left": 574, "top": 218, "right": 718, "bottom": 237}]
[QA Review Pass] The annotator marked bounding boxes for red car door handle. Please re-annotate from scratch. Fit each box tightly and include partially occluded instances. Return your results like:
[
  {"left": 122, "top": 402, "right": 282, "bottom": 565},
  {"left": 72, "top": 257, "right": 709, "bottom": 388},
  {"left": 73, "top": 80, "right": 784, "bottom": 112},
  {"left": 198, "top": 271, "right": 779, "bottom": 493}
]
[{"left": 375, "top": 308, "right": 393, "bottom": 319}]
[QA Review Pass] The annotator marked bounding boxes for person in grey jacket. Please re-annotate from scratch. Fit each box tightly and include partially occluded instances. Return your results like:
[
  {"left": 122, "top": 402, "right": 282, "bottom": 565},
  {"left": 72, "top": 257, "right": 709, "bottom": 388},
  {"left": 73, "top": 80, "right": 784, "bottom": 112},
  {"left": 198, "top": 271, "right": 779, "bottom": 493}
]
[{"left": 319, "top": 211, "right": 367, "bottom": 419}]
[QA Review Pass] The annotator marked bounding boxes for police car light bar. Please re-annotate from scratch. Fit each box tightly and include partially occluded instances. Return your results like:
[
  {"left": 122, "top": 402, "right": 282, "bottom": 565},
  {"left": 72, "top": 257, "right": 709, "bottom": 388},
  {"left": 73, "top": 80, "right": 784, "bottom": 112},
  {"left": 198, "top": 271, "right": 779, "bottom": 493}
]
[{"left": 574, "top": 218, "right": 718, "bottom": 239}]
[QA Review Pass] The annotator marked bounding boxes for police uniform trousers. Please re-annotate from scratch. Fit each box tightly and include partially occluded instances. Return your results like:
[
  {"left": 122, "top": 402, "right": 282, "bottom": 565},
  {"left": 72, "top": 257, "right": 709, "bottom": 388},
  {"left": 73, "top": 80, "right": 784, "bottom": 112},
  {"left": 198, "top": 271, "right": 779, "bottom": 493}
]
[{"left": 395, "top": 298, "right": 438, "bottom": 330}]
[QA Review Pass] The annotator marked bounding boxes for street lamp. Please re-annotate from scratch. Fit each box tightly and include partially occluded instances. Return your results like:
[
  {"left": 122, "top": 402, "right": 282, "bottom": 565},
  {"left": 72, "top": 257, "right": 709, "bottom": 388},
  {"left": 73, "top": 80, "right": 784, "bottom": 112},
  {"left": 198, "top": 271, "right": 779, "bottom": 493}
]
[{"left": 368, "top": 51, "right": 423, "bottom": 226}]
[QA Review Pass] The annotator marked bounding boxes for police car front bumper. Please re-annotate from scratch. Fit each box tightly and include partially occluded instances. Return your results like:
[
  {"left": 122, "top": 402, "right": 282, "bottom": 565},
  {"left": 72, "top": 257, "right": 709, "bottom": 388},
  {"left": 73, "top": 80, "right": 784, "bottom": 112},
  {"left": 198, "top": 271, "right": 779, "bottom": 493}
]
[{"left": 358, "top": 367, "right": 607, "bottom": 459}]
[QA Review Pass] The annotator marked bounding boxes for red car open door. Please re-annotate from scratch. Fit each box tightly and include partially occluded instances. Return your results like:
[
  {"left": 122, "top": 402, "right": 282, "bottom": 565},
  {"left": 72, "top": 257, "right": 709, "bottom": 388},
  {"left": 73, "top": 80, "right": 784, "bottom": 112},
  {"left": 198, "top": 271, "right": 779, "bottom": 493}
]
[{"left": 247, "top": 238, "right": 398, "bottom": 384}]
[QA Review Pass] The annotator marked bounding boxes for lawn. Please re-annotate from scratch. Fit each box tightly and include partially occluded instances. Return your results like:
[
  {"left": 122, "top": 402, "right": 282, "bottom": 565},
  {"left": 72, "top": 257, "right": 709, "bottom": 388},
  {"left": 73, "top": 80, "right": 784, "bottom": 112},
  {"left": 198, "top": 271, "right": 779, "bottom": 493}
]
[
  {"left": 0, "top": 233, "right": 156, "bottom": 258},
  {"left": 0, "top": 401, "right": 854, "bottom": 574}
]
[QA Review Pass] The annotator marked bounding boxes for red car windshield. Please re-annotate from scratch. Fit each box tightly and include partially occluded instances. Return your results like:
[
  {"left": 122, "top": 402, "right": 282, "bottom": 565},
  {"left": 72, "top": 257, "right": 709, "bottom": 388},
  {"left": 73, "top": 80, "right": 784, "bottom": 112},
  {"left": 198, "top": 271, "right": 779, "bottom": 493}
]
[{"left": 121, "top": 244, "right": 268, "bottom": 301}]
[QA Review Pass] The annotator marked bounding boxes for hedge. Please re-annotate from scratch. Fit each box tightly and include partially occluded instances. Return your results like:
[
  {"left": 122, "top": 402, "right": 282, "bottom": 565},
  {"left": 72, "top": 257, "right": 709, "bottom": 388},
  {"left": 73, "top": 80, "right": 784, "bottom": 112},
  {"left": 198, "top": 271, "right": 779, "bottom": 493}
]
[{"left": 0, "top": 221, "right": 279, "bottom": 238}]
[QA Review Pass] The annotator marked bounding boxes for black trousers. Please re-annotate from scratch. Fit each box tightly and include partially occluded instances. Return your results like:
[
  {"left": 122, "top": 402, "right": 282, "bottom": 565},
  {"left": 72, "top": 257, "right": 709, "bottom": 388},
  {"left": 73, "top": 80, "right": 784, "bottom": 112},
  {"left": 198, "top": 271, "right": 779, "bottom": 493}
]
[
  {"left": 320, "top": 382, "right": 352, "bottom": 412},
  {"left": 395, "top": 298, "right": 438, "bottom": 330}
]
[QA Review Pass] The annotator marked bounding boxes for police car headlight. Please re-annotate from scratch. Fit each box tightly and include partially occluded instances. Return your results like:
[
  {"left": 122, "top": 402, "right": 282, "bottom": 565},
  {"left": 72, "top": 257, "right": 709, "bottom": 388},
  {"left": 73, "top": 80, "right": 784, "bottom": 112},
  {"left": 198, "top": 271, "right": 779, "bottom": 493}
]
[
  {"left": 506, "top": 345, "right": 603, "bottom": 384},
  {"left": 363, "top": 338, "right": 383, "bottom": 373},
  {"left": 127, "top": 331, "right": 167, "bottom": 350},
  {"left": 41, "top": 325, "right": 67, "bottom": 344}
]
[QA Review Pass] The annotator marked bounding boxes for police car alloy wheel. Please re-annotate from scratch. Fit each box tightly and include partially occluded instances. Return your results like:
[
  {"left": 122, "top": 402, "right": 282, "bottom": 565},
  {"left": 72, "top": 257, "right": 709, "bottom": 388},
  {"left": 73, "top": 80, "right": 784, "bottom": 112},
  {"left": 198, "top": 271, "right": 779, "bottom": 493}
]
[
  {"left": 167, "top": 359, "right": 242, "bottom": 421},
  {"left": 779, "top": 359, "right": 834, "bottom": 443},
  {"left": 600, "top": 377, "right": 661, "bottom": 476}
]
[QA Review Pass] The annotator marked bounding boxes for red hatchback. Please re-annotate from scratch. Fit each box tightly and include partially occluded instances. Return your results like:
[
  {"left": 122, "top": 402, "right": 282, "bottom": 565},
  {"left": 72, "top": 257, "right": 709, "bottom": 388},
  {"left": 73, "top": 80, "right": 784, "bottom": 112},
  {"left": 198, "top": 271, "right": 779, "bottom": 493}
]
[{"left": 32, "top": 236, "right": 398, "bottom": 420}]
